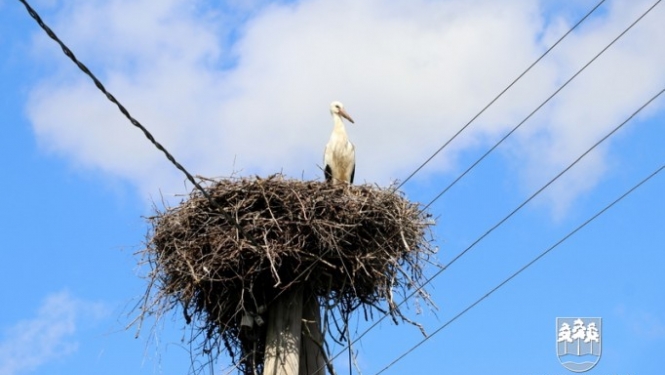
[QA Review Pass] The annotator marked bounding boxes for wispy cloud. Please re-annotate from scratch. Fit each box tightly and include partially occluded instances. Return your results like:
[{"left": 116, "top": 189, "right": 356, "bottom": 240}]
[
  {"left": 0, "top": 291, "right": 107, "bottom": 375},
  {"left": 24, "top": 0, "right": 665, "bottom": 214},
  {"left": 615, "top": 304, "right": 665, "bottom": 340}
]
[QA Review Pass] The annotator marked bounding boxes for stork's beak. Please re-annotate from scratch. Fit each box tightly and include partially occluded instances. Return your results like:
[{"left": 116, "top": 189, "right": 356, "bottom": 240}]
[{"left": 339, "top": 108, "right": 355, "bottom": 124}]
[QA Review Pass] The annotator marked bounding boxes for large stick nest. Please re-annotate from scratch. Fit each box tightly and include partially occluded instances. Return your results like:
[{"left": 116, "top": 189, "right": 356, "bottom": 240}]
[{"left": 137, "top": 174, "right": 435, "bottom": 374}]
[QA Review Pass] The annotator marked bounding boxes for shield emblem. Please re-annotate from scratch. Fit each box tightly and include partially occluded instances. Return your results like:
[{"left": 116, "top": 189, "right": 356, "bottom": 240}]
[{"left": 556, "top": 317, "right": 602, "bottom": 372}]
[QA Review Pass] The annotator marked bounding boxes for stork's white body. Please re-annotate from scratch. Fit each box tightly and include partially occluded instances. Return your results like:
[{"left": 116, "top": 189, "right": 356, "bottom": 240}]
[{"left": 324, "top": 102, "right": 355, "bottom": 185}]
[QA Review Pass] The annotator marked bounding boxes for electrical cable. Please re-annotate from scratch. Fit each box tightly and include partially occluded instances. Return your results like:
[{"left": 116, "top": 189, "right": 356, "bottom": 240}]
[{"left": 316, "top": 1, "right": 663, "bottom": 371}]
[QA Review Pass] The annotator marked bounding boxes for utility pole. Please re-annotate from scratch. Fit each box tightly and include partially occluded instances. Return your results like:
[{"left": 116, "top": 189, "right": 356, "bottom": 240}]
[
  {"left": 264, "top": 288, "right": 304, "bottom": 375},
  {"left": 264, "top": 288, "right": 326, "bottom": 375}
]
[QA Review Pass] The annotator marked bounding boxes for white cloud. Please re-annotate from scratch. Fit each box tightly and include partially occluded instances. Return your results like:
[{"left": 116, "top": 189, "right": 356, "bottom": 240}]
[
  {"left": 0, "top": 291, "right": 107, "bottom": 375},
  {"left": 615, "top": 304, "right": 665, "bottom": 340},
  {"left": 509, "top": 0, "right": 665, "bottom": 215},
  {"left": 25, "top": 0, "right": 665, "bottom": 213}
]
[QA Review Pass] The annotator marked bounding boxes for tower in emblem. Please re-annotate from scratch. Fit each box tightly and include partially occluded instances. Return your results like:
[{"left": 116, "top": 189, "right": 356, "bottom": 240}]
[{"left": 556, "top": 317, "right": 601, "bottom": 372}]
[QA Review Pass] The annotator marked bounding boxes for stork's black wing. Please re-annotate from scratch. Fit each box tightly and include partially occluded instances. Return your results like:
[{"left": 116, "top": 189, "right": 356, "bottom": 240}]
[
  {"left": 350, "top": 163, "right": 355, "bottom": 184},
  {"left": 324, "top": 164, "right": 333, "bottom": 183}
]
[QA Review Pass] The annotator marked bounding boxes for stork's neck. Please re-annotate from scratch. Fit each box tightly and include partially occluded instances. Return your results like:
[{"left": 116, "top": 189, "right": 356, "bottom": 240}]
[{"left": 332, "top": 114, "right": 348, "bottom": 136}]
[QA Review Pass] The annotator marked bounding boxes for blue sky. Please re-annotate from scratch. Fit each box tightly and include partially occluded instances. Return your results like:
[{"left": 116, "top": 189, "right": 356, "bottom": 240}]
[{"left": 1, "top": 0, "right": 664, "bottom": 374}]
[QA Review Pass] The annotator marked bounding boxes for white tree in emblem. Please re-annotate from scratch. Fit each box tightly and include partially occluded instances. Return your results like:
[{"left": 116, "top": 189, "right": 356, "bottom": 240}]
[
  {"left": 571, "top": 318, "right": 587, "bottom": 355},
  {"left": 584, "top": 322, "right": 600, "bottom": 354},
  {"left": 557, "top": 322, "right": 573, "bottom": 354}
]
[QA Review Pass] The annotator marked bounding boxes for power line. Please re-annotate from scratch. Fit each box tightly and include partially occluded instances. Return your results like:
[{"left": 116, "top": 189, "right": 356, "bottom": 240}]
[
  {"left": 18, "top": 0, "right": 257, "bottom": 245},
  {"left": 395, "top": 0, "right": 608, "bottom": 191},
  {"left": 318, "top": 0, "right": 662, "bottom": 369},
  {"left": 422, "top": 0, "right": 662, "bottom": 211},
  {"left": 318, "top": 0, "right": 664, "bottom": 368},
  {"left": 322, "top": 83, "right": 665, "bottom": 372},
  {"left": 374, "top": 163, "right": 665, "bottom": 375}
]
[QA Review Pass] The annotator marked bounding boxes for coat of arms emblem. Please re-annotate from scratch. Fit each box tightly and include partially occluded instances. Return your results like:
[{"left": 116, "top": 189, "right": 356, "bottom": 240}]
[{"left": 556, "top": 317, "right": 602, "bottom": 372}]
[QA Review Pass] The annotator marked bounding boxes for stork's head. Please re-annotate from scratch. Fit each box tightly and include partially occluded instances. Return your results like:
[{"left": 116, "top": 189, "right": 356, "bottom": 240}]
[{"left": 330, "top": 101, "right": 354, "bottom": 124}]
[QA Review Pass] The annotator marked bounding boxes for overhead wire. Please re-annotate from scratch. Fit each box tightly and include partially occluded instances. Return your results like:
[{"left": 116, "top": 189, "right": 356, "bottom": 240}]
[
  {"left": 374, "top": 162, "right": 665, "bottom": 375},
  {"left": 317, "top": 0, "right": 663, "bottom": 370},
  {"left": 17, "top": 0, "right": 259, "bottom": 246},
  {"left": 422, "top": 0, "right": 662, "bottom": 210},
  {"left": 395, "top": 0, "right": 608, "bottom": 191}
]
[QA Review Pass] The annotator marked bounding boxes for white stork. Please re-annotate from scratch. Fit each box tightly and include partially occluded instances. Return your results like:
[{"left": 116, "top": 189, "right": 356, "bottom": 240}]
[{"left": 324, "top": 101, "right": 355, "bottom": 185}]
